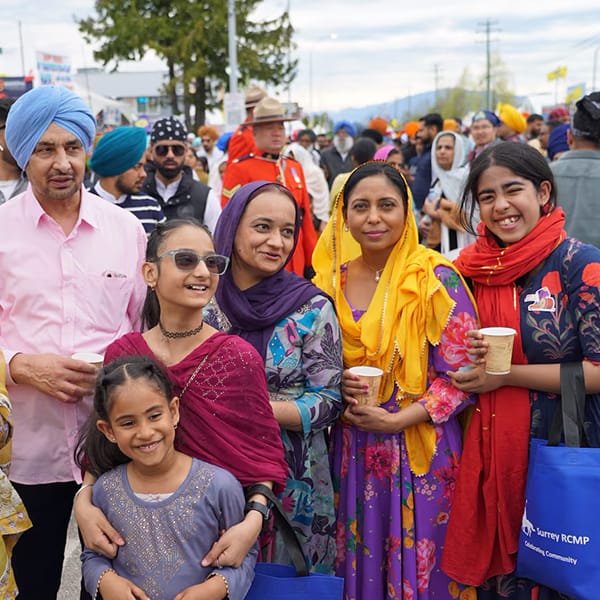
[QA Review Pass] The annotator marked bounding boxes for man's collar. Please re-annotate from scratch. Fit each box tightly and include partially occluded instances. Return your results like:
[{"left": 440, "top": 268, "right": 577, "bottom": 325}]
[{"left": 260, "top": 151, "right": 280, "bottom": 160}]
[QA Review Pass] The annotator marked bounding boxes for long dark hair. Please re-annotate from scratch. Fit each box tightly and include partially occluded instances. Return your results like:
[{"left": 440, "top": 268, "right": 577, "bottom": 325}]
[
  {"left": 74, "top": 355, "right": 174, "bottom": 477},
  {"left": 141, "top": 218, "right": 213, "bottom": 330},
  {"left": 342, "top": 161, "right": 410, "bottom": 213},
  {"left": 459, "top": 141, "right": 557, "bottom": 234}
]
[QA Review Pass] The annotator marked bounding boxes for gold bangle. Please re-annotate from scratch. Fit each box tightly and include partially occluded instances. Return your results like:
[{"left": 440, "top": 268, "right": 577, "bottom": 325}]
[
  {"left": 95, "top": 568, "right": 116, "bottom": 599},
  {"left": 208, "top": 571, "right": 230, "bottom": 600}
]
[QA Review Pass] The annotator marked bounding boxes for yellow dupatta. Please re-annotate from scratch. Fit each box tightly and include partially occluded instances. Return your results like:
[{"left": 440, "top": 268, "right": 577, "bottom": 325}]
[{"left": 313, "top": 166, "right": 457, "bottom": 475}]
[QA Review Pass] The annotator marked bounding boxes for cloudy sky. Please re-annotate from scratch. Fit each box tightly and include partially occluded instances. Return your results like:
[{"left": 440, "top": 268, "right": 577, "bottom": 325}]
[{"left": 1, "top": 0, "right": 599, "bottom": 115}]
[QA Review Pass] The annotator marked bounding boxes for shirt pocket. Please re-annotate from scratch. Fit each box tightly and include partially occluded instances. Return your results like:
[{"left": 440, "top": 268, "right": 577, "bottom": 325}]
[{"left": 77, "top": 273, "right": 136, "bottom": 335}]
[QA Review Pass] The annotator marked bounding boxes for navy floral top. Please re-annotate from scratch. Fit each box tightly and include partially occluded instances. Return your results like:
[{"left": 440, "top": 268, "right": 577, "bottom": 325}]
[{"left": 518, "top": 238, "right": 600, "bottom": 446}]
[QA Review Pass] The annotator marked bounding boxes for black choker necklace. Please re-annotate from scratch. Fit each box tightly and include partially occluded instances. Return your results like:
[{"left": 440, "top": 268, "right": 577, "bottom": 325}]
[{"left": 159, "top": 320, "right": 204, "bottom": 339}]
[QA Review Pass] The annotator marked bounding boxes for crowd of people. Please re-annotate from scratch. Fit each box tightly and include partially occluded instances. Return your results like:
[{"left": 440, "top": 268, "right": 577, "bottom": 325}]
[{"left": 0, "top": 81, "right": 599, "bottom": 600}]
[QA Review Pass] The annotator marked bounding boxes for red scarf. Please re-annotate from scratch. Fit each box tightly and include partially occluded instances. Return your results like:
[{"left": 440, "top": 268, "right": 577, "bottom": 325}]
[
  {"left": 105, "top": 331, "right": 288, "bottom": 492},
  {"left": 441, "top": 208, "right": 566, "bottom": 585}
]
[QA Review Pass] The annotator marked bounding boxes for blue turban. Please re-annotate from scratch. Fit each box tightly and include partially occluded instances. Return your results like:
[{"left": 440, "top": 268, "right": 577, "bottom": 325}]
[
  {"left": 547, "top": 124, "right": 570, "bottom": 161},
  {"left": 89, "top": 126, "right": 148, "bottom": 177},
  {"left": 472, "top": 110, "right": 501, "bottom": 127},
  {"left": 5, "top": 85, "right": 96, "bottom": 170},
  {"left": 217, "top": 131, "right": 233, "bottom": 152},
  {"left": 333, "top": 120, "right": 356, "bottom": 138}
]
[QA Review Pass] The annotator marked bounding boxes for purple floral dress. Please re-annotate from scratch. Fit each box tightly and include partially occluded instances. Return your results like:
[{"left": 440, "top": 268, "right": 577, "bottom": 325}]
[{"left": 332, "top": 265, "right": 478, "bottom": 599}]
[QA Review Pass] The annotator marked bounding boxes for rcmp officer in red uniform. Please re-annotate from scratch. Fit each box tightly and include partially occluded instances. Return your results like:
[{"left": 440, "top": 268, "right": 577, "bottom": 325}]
[{"left": 222, "top": 97, "right": 317, "bottom": 277}]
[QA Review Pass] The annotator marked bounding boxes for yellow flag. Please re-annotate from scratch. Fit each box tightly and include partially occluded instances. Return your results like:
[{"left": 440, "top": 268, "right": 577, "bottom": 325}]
[
  {"left": 565, "top": 84, "right": 584, "bottom": 104},
  {"left": 548, "top": 66, "right": 568, "bottom": 81}
]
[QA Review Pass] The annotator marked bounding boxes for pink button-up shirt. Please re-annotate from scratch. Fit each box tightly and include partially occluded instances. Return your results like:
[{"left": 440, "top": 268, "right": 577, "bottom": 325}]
[{"left": 0, "top": 185, "right": 147, "bottom": 484}]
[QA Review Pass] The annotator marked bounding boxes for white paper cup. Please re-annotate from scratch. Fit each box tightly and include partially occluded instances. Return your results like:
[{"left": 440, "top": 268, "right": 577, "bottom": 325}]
[
  {"left": 71, "top": 352, "right": 104, "bottom": 367},
  {"left": 348, "top": 366, "right": 384, "bottom": 406},
  {"left": 479, "top": 327, "right": 516, "bottom": 375}
]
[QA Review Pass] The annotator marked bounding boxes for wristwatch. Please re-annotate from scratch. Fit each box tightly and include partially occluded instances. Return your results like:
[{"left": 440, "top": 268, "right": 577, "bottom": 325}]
[{"left": 244, "top": 500, "right": 271, "bottom": 521}]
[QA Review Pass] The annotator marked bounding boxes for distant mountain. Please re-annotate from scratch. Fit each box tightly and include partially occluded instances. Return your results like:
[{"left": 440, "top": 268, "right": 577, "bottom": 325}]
[
  {"left": 322, "top": 88, "right": 533, "bottom": 127},
  {"left": 325, "top": 90, "right": 446, "bottom": 125}
]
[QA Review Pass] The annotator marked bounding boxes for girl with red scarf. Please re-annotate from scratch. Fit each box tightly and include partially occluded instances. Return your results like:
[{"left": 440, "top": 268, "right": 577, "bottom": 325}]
[
  {"left": 74, "top": 219, "right": 287, "bottom": 572},
  {"left": 442, "top": 142, "right": 600, "bottom": 599}
]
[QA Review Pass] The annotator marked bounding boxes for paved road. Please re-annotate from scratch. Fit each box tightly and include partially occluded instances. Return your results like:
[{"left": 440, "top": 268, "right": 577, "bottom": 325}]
[{"left": 57, "top": 512, "right": 82, "bottom": 599}]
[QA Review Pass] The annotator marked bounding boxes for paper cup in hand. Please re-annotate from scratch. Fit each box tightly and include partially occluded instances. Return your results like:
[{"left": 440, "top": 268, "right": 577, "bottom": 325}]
[
  {"left": 479, "top": 327, "right": 516, "bottom": 375},
  {"left": 348, "top": 366, "right": 383, "bottom": 406},
  {"left": 71, "top": 352, "right": 104, "bottom": 368}
]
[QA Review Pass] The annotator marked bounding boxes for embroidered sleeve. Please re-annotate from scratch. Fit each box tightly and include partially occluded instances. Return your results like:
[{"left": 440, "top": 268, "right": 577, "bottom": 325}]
[
  {"left": 420, "top": 266, "right": 478, "bottom": 423},
  {"left": 268, "top": 296, "right": 343, "bottom": 435}
]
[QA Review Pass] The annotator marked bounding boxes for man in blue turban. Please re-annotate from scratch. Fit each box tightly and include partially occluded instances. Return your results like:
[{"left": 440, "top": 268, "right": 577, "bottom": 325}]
[
  {"left": 89, "top": 126, "right": 165, "bottom": 234},
  {"left": 5, "top": 85, "right": 96, "bottom": 171},
  {"left": 0, "top": 85, "right": 147, "bottom": 599},
  {"left": 320, "top": 119, "right": 356, "bottom": 187}
]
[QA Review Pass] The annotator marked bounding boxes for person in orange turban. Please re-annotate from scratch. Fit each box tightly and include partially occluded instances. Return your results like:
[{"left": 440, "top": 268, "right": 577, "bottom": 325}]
[{"left": 368, "top": 117, "right": 388, "bottom": 136}]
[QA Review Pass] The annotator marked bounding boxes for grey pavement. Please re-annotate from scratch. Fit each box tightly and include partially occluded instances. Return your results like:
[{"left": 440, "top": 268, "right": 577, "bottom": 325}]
[{"left": 57, "top": 511, "right": 82, "bottom": 599}]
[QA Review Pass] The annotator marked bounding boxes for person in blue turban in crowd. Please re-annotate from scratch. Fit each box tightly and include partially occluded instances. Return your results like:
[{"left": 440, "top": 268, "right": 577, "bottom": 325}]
[
  {"left": 546, "top": 123, "right": 570, "bottom": 161},
  {"left": 0, "top": 85, "right": 147, "bottom": 599},
  {"left": 319, "top": 119, "right": 356, "bottom": 187},
  {"left": 468, "top": 110, "right": 501, "bottom": 162},
  {"left": 88, "top": 126, "right": 166, "bottom": 235}
]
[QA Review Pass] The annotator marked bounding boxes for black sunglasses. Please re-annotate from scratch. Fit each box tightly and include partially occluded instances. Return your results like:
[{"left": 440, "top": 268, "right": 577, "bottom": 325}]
[
  {"left": 154, "top": 144, "right": 186, "bottom": 157},
  {"left": 157, "top": 250, "right": 229, "bottom": 275}
]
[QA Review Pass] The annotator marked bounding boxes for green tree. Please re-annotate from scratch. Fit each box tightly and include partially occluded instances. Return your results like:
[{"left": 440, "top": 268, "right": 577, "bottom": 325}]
[
  {"left": 78, "top": 0, "right": 297, "bottom": 129},
  {"left": 426, "top": 55, "right": 515, "bottom": 120}
]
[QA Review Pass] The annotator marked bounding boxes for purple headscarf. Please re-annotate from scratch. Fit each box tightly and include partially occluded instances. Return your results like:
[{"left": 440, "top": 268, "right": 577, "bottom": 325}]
[{"left": 214, "top": 181, "right": 323, "bottom": 359}]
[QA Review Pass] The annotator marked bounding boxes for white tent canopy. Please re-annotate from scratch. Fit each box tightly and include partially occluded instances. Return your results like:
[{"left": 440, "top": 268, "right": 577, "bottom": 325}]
[{"left": 71, "top": 81, "right": 135, "bottom": 124}]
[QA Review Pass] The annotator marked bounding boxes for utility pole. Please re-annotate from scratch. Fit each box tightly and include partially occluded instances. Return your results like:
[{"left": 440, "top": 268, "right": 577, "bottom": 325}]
[
  {"left": 594, "top": 45, "right": 600, "bottom": 91},
  {"left": 476, "top": 19, "right": 500, "bottom": 110},
  {"left": 18, "top": 20, "right": 25, "bottom": 76},
  {"left": 227, "top": 0, "right": 238, "bottom": 94},
  {"left": 433, "top": 63, "right": 441, "bottom": 105}
]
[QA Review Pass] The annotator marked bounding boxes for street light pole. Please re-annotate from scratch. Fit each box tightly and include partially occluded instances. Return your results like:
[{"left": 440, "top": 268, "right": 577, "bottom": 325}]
[
  {"left": 308, "top": 46, "right": 313, "bottom": 114},
  {"left": 593, "top": 46, "right": 600, "bottom": 92},
  {"left": 227, "top": 0, "right": 238, "bottom": 94}
]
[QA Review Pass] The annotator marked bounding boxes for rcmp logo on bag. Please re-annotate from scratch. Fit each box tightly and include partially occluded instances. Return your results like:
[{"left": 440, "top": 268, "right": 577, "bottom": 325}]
[
  {"left": 516, "top": 439, "right": 600, "bottom": 600},
  {"left": 520, "top": 501, "right": 590, "bottom": 566}
]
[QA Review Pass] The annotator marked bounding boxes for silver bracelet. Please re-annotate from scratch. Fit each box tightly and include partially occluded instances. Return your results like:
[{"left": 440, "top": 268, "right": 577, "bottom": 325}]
[{"left": 74, "top": 483, "right": 94, "bottom": 501}]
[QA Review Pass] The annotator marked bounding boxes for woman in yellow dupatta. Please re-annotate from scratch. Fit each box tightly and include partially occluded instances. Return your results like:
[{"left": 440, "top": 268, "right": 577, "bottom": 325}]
[
  {"left": 0, "top": 351, "right": 31, "bottom": 599},
  {"left": 313, "top": 162, "right": 478, "bottom": 600}
]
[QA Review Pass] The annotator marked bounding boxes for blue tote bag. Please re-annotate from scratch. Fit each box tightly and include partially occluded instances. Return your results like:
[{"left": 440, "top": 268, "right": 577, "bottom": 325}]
[
  {"left": 516, "top": 362, "right": 600, "bottom": 600},
  {"left": 243, "top": 484, "right": 344, "bottom": 600}
]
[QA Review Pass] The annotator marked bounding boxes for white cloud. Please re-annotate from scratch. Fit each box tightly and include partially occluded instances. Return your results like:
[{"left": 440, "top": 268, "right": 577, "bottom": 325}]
[{"left": 1, "top": 0, "right": 599, "bottom": 116}]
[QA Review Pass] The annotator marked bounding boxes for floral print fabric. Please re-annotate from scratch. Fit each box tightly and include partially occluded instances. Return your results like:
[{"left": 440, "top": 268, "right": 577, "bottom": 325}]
[
  {"left": 479, "top": 238, "right": 600, "bottom": 600},
  {"left": 332, "top": 265, "right": 478, "bottom": 599},
  {"left": 206, "top": 295, "right": 343, "bottom": 573}
]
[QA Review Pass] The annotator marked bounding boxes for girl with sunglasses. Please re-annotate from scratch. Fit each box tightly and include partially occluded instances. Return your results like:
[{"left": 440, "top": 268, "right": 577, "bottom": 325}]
[{"left": 74, "top": 218, "right": 287, "bottom": 572}]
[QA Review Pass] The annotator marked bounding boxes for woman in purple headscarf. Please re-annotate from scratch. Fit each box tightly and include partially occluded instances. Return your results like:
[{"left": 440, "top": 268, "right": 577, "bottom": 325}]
[{"left": 206, "top": 181, "right": 343, "bottom": 574}]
